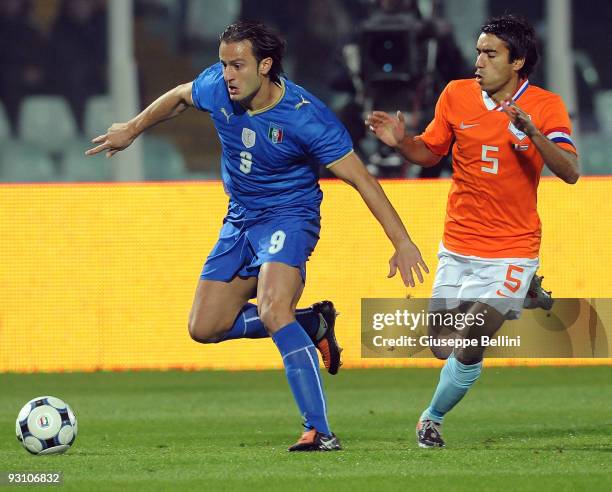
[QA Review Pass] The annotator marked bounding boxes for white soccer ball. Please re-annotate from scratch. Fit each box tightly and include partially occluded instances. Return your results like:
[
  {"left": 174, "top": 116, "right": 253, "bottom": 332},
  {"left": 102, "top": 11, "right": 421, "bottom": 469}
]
[{"left": 15, "top": 396, "right": 77, "bottom": 455}]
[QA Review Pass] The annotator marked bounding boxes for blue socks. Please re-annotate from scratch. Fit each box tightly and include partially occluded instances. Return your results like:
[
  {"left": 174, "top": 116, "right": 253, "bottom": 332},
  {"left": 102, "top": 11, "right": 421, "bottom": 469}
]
[
  {"left": 221, "top": 304, "right": 320, "bottom": 341},
  {"left": 221, "top": 303, "right": 268, "bottom": 340},
  {"left": 420, "top": 355, "right": 482, "bottom": 424},
  {"left": 272, "top": 322, "right": 331, "bottom": 435},
  {"left": 219, "top": 306, "right": 330, "bottom": 434}
]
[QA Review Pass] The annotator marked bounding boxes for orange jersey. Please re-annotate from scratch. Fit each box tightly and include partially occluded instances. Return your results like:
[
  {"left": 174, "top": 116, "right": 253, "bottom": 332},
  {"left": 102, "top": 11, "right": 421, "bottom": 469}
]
[{"left": 418, "top": 79, "right": 577, "bottom": 258}]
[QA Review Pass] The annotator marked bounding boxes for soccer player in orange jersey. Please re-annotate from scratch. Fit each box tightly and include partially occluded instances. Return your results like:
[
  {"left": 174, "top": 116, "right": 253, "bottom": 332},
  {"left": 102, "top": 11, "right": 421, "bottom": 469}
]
[{"left": 366, "top": 14, "right": 579, "bottom": 448}]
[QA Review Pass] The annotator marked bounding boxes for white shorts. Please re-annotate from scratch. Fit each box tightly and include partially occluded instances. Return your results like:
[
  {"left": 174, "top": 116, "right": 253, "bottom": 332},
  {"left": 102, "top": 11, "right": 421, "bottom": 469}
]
[{"left": 430, "top": 243, "right": 539, "bottom": 320}]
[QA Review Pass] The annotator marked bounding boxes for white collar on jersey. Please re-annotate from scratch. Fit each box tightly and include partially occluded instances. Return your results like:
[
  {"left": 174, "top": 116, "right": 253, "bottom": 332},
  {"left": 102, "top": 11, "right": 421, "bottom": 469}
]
[{"left": 481, "top": 79, "right": 529, "bottom": 111}]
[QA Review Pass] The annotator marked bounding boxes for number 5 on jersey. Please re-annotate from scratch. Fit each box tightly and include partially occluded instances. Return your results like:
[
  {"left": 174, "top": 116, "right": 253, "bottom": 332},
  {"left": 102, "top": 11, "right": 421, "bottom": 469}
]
[{"left": 481, "top": 145, "right": 499, "bottom": 174}]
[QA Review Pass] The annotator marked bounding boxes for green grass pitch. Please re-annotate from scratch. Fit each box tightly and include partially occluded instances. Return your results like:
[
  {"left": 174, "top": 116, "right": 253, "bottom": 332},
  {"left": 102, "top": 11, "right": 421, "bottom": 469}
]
[{"left": 1, "top": 367, "right": 610, "bottom": 491}]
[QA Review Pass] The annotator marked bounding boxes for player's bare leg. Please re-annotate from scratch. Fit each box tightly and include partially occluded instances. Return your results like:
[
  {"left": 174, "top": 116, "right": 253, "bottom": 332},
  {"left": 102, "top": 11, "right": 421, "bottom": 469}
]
[
  {"left": 456, "top": 302, "right": 506, "bottom": 365},
  {"left": 256, "top": 261, "right": 304, "bottom": 334},
  {"left": 256, "top": 261, "right": 342, "bottom": 373},
  {"left": 257, "top": 262, "right": 341, "bottom": 451},
  {"left": 188, "top": 276, "right": 257, "bottom": 343},
  {"left": 189, "top": 269, "right": 342, "bottom": 373},
  {"left": 256, "top": 263, "right": 342, "bottom": 373},
  {"left": 427, "top": 306, "right": 465, "bottom": 360}
]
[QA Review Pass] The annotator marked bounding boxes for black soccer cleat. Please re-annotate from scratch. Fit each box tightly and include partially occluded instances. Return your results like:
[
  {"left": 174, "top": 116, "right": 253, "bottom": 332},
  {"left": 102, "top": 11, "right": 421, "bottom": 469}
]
[
  {"left": 416, "top": 420, "right": 445, "bottom": 448},
  {"left": 523, "top": 274, "right": 554, "bottom": 311},
  {"left": 287, "top": 429, "right": 342, "bottom": 452},
  {"left": 310, "top": 300, "right": 343, "bottom": 375}
]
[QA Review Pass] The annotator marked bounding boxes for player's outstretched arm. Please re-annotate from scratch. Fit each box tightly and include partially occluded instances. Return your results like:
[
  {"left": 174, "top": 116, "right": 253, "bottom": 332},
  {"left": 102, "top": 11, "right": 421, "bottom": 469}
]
[
  {"left": 329, "top": 152, "right": 429, "bottom": 287},
  {"left": 501, "top": 99, "right": 579, "bottom": 184},
  {"left": 365, "top": 111, "right": 441, "bottom": 167},
  {"left": 85, "top": 82, "right": 194, "bottom": 158}
]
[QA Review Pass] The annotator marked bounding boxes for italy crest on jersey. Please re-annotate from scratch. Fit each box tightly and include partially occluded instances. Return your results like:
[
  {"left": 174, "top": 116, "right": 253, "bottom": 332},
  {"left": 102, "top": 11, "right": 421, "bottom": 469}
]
[{"left": 268, "top": 123, "right": 283, "bottom": 144}]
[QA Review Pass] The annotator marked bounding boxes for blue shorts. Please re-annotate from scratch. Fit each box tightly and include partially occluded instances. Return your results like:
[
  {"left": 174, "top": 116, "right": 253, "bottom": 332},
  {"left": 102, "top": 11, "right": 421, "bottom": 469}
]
[{"left": 201, "top": 202, "right": 320, "bottom": 283}]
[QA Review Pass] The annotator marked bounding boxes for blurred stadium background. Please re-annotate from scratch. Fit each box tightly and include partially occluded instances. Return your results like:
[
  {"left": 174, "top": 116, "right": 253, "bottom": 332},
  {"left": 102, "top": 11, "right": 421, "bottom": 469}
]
[{"left": 1, "top": 0, "right": 611, "bottom": 182}]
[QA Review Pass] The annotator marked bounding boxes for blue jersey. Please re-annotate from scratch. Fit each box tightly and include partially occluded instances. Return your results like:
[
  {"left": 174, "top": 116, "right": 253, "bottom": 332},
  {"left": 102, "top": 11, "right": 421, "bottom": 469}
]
[{"left": 191, "top": 63, "right": 353, "bottom": 212}]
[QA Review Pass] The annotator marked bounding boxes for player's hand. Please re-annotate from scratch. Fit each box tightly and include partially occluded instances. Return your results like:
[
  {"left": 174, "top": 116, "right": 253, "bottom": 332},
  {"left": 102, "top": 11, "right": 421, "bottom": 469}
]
[
  {"left": 500, "top": 97, "right": 539, "bottom": 138},
  {"left": 85, "top": 122, "right": 137, "bottom": 158},
  {"left": 388, "top": 240, "right": 429, "bottom": 288},
  {"left": 365, "top": 111, "right": 406, "bottom": 148}
]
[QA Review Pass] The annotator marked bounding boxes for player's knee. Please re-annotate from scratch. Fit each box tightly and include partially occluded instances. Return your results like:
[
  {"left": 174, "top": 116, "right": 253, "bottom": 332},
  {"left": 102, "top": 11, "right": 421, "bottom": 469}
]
[
  {"left": 427, "top": 324, "right": 455, "bottom": 360},
  {"left": 430, "top": 346, "right": 453, "bottom": 360},
  {"left": 455, "top": 349, "right": 484, "bottom": 366},
  {"left": 187, "top": 313, "right": 229, "bottom": 344},
  {"left": 257, "top": 296, "right": 292, "bottom": 332}
]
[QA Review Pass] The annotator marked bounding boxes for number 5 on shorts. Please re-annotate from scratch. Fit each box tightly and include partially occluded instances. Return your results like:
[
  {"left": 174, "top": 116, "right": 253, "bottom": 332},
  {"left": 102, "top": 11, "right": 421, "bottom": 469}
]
[
  {"left": 268, "top": 230, "right": 286, "bottom": 254},
  {"left": 503, "top": 265, "right": 524, "bottom": 293}
]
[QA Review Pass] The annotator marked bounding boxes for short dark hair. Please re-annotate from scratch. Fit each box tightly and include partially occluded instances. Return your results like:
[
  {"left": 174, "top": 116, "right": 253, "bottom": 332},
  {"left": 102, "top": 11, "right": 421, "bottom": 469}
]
[
  {"left": 219, "top": 20, "right": 286, "bottom": 83},
  {"left": 481, "top": 14, "right": 538, "bottom": 78}
]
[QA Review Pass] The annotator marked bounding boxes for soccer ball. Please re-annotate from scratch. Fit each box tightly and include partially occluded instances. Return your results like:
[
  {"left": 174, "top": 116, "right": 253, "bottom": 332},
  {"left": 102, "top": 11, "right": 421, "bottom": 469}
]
[{"left": 15, "top": 396, "right": 77, "bottom": 455}]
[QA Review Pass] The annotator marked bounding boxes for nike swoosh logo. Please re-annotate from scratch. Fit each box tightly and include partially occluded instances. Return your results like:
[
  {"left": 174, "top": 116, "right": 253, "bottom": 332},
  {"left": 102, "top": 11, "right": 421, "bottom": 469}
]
[
  {"left": 496, "top": 289, "right": 509, "bottom": 298},
  {"left": 460, "top": 121, "right": 480, "bottom": 129}
]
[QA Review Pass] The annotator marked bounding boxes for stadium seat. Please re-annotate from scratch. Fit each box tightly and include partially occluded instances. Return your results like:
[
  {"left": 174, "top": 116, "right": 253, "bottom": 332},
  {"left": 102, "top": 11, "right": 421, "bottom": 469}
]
[
  {"left": 0, "top": 101, "right": 11, "bottom": 139},
  {"left": 143, "top": 135, "right": 187, "bottom": 180},
  {"left": 580, "top": 133, "right": 612, "bottom": 175},
  {"left": 594, "top": 90, "right": 612, "bottom": 135},
  {"left": 138, "top": 0, "right": 188, "bottom": 52},
  {"left": 0, "top": 141, "right": 57, "bottom": 182},
  {"left": 186, "top": 0, "right": 239, "bottom": 43},
  {"left": 84, "top": 95, "right": 113, "bottom": 139},
  {"left": 60, "top": 138, "right": 113, "bottom": 182},
  {"left": 18, "top": 96, "right": 78, "bottom": 154}
]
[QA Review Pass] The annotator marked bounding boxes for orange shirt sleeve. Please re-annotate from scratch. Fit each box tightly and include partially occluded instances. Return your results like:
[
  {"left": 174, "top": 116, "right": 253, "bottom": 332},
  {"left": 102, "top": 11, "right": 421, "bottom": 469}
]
[
  {"left": 417, "top": 82, "right": 454, "bottom": 156},
  {"left": 540, "top": 94, "right": 577, "bottom": 155}
]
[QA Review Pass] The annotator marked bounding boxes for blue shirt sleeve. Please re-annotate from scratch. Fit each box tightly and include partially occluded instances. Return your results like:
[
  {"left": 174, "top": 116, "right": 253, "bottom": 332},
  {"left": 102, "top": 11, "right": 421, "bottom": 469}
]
[
  {"left": 191, "top": 63, "right": 224, "bottom": 113},
  {"left": 300, "top": 105, "right": 353, "bottom": 166}
]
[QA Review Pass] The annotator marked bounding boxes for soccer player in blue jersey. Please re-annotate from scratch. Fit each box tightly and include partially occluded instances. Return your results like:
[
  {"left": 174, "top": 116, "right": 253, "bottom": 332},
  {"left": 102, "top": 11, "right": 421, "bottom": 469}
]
[{"left": 87, "top": 20, "right": 428, "bottom": 451}]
